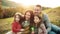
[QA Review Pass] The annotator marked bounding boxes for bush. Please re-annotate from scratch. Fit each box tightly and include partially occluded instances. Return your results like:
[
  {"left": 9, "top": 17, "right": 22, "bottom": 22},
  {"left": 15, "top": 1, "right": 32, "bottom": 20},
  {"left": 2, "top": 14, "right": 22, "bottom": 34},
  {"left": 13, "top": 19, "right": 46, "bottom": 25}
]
[
  {"left": 0, "top": 6, "right": 25, "bottom": 19},
  {"left": 0, "top": 7, "right": 16, "bottom": 19}
]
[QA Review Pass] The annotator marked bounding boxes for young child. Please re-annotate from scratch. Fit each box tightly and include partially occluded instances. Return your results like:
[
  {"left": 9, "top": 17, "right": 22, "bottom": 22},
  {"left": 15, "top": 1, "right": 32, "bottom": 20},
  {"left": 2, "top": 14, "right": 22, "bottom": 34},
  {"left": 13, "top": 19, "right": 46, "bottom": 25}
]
[
  {"left": 12, "top": 14, "right": 24, "bottom": 34},
  {"left": 31, "top": 16, "right": 47, "bottom": 34}
]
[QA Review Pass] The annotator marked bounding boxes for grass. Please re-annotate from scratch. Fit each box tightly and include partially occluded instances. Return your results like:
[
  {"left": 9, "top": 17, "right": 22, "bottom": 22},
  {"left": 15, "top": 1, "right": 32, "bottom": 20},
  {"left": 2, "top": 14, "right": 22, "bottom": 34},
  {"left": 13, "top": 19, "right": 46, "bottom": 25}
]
[
  {"left": 0, "top": 15, "right": 60, "bottom": 34},
  {"left": 0, "top": 17, "right": 14, "bottom": 34},
  {"left": 43, "top": 8, "right": 60, "bottom": 27}
]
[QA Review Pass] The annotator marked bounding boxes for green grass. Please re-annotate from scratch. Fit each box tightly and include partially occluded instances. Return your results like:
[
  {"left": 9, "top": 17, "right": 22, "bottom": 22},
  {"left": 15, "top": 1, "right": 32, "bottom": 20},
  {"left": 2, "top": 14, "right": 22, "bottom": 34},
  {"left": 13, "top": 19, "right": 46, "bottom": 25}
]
[
  {"left": 0, "top": 17, "right": 14, "bottom": 34},
  {"left": 43, "top": 8, "right": 60, "bottom": 27}
]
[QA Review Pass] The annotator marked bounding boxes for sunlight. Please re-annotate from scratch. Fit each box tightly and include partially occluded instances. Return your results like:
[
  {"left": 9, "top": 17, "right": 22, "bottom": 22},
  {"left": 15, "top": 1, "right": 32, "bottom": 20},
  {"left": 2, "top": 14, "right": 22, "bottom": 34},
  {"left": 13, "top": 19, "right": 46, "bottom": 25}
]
[
  {"left": 9, "top": 0, "right": 60, "bottom": 8},
  {"left": 9, "top": 0, "right": 36, "bottom": 6}
]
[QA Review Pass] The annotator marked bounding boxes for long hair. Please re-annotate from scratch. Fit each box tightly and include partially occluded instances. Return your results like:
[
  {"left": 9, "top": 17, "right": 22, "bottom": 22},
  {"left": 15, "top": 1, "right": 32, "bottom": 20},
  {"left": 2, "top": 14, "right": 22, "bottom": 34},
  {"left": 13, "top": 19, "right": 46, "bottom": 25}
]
[
  {"left": 33, "top": 15, "right": 43, "bottom": 28},
  {"left": 14, "top": 14, "right": 23, "bottom": 24},
  {"left": 24, "top": 10, "right": 34, "bottom": 25}
]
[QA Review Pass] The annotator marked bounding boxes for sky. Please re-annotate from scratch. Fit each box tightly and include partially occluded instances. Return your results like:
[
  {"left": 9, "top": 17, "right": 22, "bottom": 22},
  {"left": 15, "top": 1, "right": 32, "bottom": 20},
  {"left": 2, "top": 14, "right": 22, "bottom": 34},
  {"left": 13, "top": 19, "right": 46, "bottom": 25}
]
[{"left": 9, "top": 0, "right": 60, "bottom": 8}]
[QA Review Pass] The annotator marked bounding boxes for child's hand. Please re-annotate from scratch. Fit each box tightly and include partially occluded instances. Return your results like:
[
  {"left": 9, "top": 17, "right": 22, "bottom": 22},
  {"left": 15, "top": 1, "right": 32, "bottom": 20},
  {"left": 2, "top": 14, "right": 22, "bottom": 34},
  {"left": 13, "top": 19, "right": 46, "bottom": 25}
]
[{"left": 20, "top": 29, "right": 25, "bottom": 32}]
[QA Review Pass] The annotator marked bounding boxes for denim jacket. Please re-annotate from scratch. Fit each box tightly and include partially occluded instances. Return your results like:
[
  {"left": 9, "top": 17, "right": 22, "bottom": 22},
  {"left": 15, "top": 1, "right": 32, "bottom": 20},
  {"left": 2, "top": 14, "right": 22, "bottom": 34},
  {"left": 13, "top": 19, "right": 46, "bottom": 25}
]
[{"left": 42, "top": 13, "right": 51, "bottom": 33}]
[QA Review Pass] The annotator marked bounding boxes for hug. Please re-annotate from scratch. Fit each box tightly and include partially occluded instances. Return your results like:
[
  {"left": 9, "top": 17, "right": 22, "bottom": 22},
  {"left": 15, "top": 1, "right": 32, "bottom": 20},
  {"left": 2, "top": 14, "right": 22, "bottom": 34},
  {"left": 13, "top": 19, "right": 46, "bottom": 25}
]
[{"left": 12, "top": 5, "right": 60, "bottom": 34}]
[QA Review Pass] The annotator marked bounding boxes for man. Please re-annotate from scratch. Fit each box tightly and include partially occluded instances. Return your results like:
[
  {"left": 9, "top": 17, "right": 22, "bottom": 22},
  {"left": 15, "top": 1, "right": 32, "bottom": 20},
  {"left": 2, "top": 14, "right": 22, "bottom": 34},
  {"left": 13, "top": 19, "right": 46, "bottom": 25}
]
[{"left": 33, "top": 5, "right": 60, "bottom": 34}]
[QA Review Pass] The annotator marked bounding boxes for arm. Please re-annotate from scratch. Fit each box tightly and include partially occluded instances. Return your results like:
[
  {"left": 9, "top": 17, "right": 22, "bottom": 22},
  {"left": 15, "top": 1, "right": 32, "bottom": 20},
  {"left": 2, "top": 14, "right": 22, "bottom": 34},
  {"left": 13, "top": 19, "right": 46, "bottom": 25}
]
[
  {"left": 40, "top": 23, "right": 47, "bottom": 34},
  {"left": 43, "top": 14, "right": 51, "bottom": 33},
  {"left": 12, "top": 23, "right": 21, "bottom": 32}
]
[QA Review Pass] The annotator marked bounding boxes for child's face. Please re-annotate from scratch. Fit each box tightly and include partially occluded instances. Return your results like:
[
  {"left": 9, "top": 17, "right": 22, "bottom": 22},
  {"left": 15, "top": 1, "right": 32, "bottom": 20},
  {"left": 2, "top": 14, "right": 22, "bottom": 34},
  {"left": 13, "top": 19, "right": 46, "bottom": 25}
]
[
  {"left": 34, "top": 16, "right": 41, "bottom": 24},
  {"left": 15, "top": 15, "right": 20, "bottom": 22}
]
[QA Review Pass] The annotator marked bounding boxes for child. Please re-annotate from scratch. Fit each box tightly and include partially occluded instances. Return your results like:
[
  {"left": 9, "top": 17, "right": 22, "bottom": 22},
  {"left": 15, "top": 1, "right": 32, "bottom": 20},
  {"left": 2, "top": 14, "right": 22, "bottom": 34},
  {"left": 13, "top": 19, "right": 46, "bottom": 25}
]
[
  {"left": 12, "top": 14, "right": 24, "bottom": 34},
  {"left": 31, "top": 16, "right": 47, "bottom": 34}
]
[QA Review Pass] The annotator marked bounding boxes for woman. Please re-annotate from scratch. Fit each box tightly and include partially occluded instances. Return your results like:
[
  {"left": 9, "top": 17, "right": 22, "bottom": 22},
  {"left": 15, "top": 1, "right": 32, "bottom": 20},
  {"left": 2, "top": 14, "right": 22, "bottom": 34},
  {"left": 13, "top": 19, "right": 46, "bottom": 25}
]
[{"left": 22, "top": 10, "right": 34, "bottom": 34}]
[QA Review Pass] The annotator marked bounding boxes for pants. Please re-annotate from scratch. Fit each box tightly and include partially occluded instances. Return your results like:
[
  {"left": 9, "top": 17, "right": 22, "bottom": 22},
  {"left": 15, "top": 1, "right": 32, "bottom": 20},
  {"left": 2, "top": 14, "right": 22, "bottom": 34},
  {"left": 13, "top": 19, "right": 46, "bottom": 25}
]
[
  {"left": 51, "top": 24, "right": 60, "bottom": 34},
  {"left": 48, "top": 24, "right": 60, "bottom": 34}
]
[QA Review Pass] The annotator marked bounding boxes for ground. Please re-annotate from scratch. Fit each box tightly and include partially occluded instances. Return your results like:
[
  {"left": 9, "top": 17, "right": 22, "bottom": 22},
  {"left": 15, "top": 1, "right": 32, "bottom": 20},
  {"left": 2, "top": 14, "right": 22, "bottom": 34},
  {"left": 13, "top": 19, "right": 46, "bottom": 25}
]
[{"left": 0, "top": 17, "right": 14, "bottom": 34}]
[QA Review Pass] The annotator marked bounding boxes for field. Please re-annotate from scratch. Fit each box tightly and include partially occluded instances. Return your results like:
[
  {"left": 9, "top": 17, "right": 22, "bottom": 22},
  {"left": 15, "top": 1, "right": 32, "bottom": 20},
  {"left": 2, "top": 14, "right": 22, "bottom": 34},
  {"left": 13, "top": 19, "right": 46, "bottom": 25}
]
[
  {"left": 0, "top": 8, "right": 60, "bottom": 34},
  {"left": 0, "top": 17, "right": 14, "bottom": 34},
  {"left": 1, "top": 0, "right": 60, "bottom": 34}
]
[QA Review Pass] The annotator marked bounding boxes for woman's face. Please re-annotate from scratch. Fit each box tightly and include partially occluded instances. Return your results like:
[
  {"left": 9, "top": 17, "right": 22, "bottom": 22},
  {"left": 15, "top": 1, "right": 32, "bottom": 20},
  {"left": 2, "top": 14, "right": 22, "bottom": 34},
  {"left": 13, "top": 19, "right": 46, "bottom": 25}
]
[
  {"left": 25, "top": 12, "right": 31, "bottom": 20},
  {"left": 15, "top": 15, "right": 20, "bottom": 22},
  {"left": 34, "top": 16, "right": 41, "bottom": 24}
]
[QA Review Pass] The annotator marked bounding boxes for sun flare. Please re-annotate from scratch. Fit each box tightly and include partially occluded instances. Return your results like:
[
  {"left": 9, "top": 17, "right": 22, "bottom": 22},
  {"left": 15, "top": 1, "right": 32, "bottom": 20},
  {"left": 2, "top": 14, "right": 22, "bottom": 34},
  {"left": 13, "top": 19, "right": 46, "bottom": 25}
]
[{"left": 9, "top": 0, "right": 60, "bottom": 8}]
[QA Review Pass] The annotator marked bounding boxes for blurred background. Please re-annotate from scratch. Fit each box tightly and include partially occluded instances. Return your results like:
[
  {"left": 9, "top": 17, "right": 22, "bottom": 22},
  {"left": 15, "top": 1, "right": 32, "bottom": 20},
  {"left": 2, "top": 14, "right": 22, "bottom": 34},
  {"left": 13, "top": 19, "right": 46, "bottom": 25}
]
[{"left": 0, "top": 0, "right": 60, "bottom": 34}]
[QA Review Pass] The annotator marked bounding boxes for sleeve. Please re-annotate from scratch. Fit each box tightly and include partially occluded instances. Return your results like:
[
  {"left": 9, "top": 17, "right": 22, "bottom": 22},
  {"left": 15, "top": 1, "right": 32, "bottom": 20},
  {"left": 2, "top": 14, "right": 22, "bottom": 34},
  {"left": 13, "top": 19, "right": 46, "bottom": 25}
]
[
  {"left": 40, "top": 23, "right": 47, "bottom": 34},
  {"left": 12, "top": 23, "right": 20, "bottom": 32},
  {"left": 43, "top": 14, "right": 51, "bottom": 33}
]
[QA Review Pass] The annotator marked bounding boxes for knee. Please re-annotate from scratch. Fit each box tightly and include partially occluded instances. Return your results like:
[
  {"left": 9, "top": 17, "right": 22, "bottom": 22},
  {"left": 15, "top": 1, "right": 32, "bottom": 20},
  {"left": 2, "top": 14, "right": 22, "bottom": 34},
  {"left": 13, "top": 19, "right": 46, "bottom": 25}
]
[
  {"left": 48, "top": 31, "right": 56, "bottom": 34},
  {"left": 51, "top": 24, "right": 60, "bottom": 32}
]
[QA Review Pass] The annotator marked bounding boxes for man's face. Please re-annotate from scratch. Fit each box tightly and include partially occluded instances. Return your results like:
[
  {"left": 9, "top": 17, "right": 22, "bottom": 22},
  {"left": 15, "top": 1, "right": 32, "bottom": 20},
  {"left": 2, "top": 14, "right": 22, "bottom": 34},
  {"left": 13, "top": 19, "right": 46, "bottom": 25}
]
[{"left": 34, "top": 7, "right": 42, "bottom": 16}]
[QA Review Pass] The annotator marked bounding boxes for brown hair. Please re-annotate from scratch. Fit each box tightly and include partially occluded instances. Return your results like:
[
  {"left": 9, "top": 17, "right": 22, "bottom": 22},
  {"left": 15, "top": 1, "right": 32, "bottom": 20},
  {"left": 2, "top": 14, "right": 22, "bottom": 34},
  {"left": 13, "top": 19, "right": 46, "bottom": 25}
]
[
  {"left": 33, "top": 15, "right": 43, "bottom": 28},
  {"left": 36, "top": 5, "right": 42, "bottom": 8},
  {"left": 24, "top": 10, "right": 34, "bottom": 25},
  {"left": 14, "top": 14, "right": 23, "bottom": 24}
]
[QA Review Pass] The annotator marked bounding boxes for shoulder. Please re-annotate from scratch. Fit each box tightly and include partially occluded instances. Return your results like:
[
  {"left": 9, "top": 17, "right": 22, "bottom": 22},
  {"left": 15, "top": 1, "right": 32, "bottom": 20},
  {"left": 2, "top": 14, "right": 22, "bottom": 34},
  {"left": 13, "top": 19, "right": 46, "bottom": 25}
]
[
  {"left": 43, "top": 13, "right": 48, "bottom": 17},
  {"left": 40, "top": 23, "right": 44, "bottom": 26},
  {"left": 42, "top": 13, "right": 49, "bottom": 21},
  {"left": 12, "top": 22, "right": 17, "bottom": 25}
]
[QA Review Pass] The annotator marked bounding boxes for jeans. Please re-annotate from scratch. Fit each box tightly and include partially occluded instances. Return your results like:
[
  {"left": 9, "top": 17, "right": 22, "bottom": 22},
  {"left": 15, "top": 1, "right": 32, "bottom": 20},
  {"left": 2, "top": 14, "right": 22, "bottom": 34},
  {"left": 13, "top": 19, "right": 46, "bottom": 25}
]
[
  {"left": 51, "top": 24, "right": 60, "bottom": 34},
  {"left": 48, "top": 31, "right": 56, "bottom": 34}
]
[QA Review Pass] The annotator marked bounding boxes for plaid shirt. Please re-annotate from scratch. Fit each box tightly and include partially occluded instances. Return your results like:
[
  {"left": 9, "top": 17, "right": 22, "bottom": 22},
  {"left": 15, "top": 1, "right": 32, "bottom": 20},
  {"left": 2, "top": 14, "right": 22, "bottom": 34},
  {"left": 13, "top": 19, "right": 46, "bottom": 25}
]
[{"left": 22, "top": 21, "right": 30, "bottom": 34}]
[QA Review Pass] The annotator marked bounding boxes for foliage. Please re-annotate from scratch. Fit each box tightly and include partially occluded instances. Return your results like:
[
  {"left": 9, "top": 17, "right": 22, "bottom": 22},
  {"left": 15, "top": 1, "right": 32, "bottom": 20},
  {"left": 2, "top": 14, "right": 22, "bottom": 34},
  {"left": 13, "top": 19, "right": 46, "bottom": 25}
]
[{"left": 0, "top": 7, "right": 16, "bottom": 18}]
